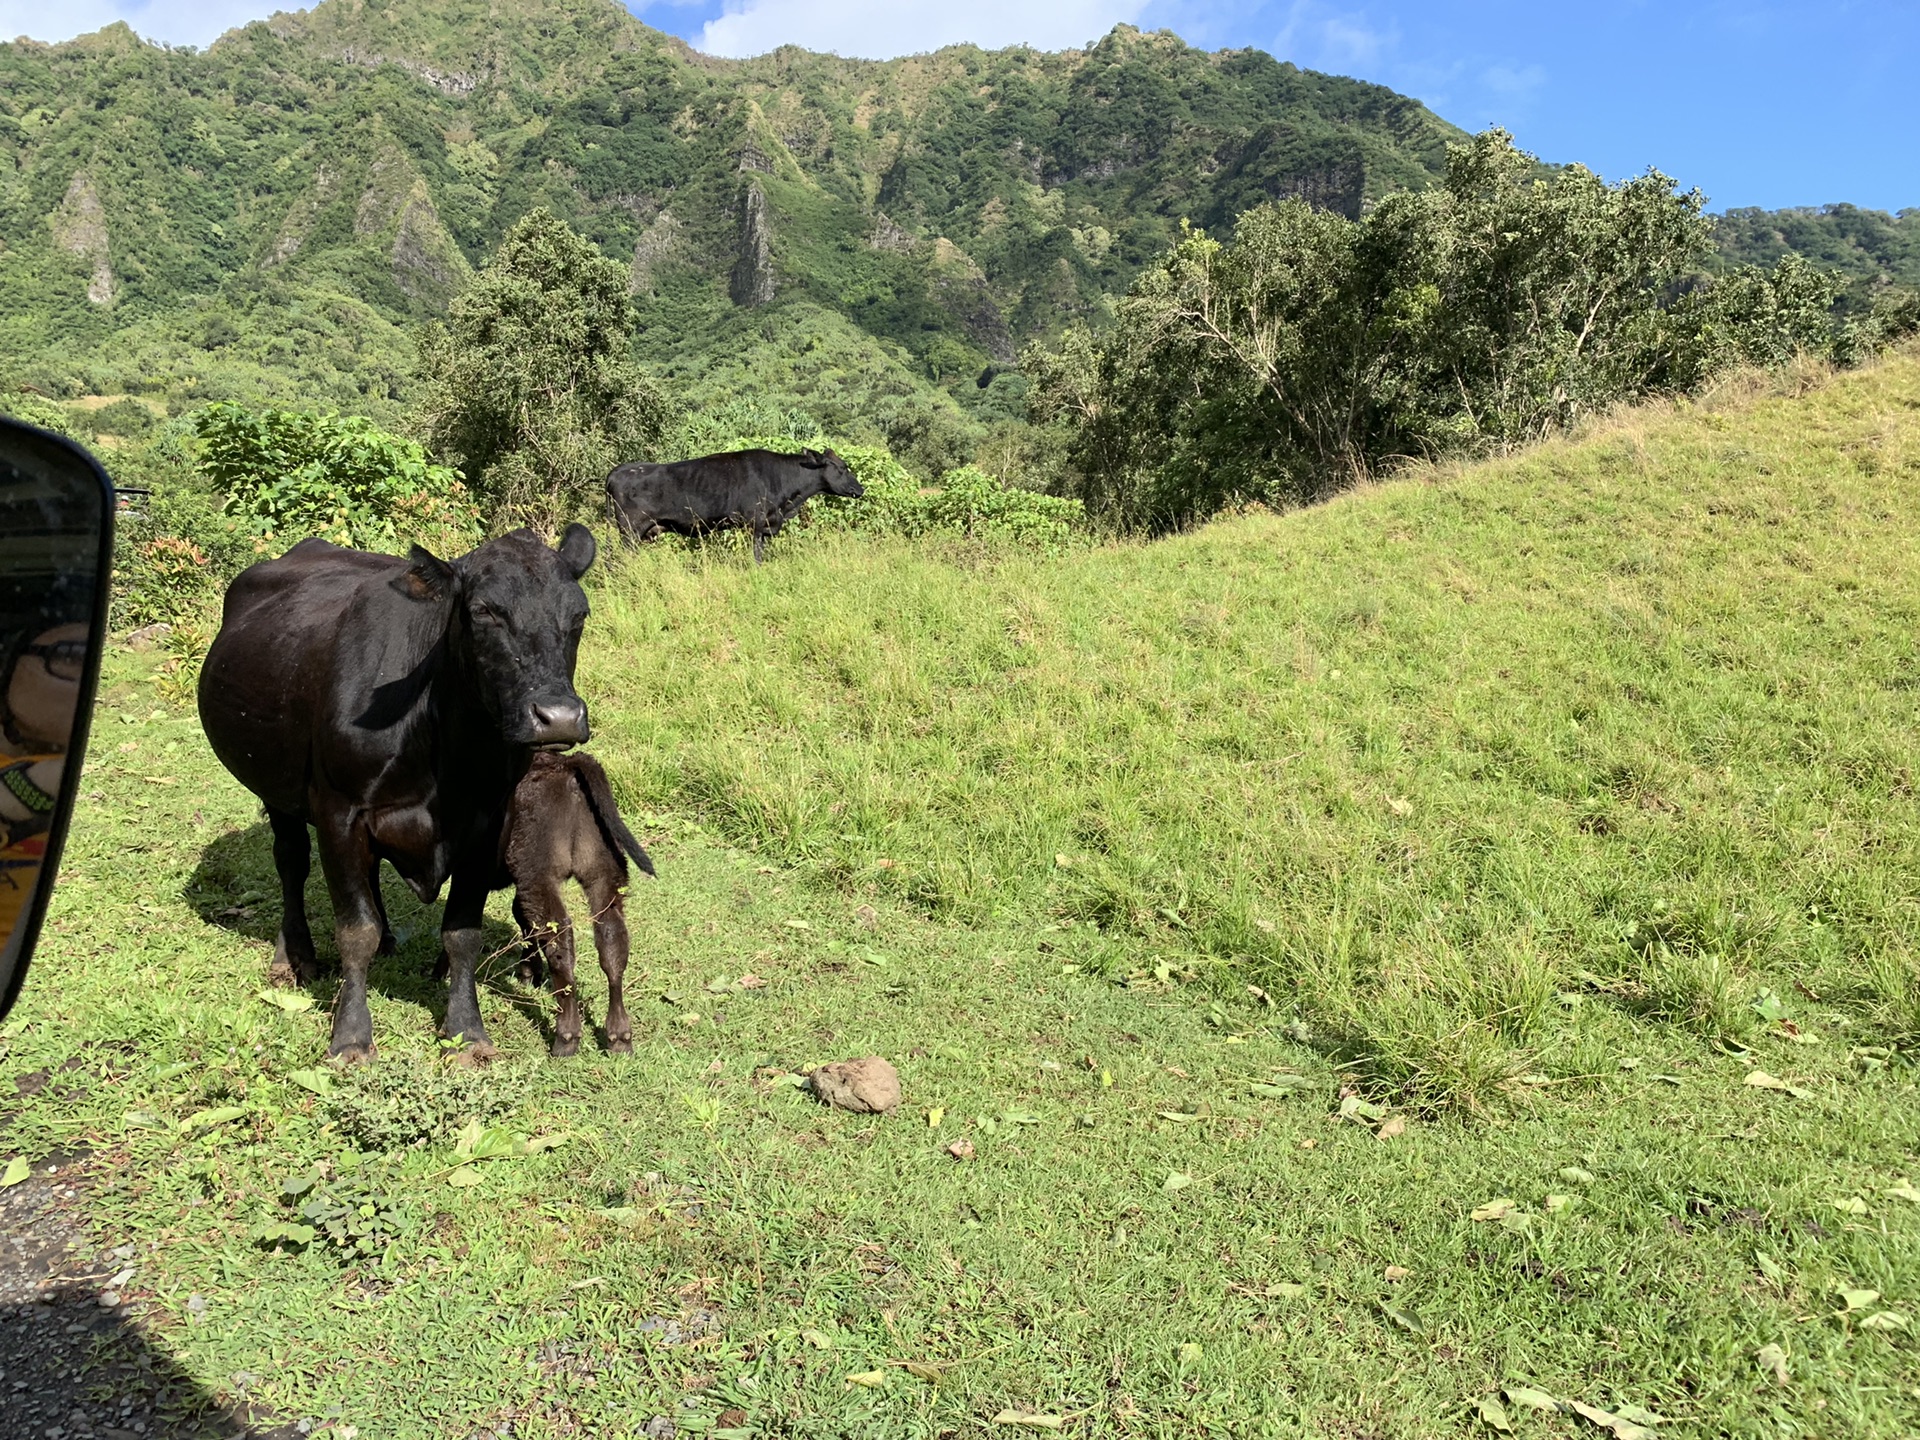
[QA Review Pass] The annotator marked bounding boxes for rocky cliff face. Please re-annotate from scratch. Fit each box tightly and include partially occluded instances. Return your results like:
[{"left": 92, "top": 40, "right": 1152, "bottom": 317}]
[
  {"left": 48, "top": 173, "right": 114, "bottom": 306},
  {"left": 730, "top": 185, "right": 776, "bottom": 308}
]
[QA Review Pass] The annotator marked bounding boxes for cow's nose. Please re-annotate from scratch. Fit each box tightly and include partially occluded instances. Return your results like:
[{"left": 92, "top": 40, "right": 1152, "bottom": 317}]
[{"left": 528, "top": 697, "right": 589, "bottom": 748}]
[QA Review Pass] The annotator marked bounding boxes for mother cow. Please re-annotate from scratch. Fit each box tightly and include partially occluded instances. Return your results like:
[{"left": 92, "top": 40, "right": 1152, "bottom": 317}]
[{"left": 199, "top": 526, "right": 597, "bottom": 1061}]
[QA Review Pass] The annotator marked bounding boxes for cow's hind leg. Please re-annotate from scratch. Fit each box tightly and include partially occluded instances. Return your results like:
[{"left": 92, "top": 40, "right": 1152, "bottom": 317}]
[
  {"left": 584, "top": 873, "right": 633, "bottom": 1055},
  {"left": 266, "top": 807, "right": 320, "bottom": 988},
  {"left": 313, "top": 808, "right": 382, "bottom": 1063}
]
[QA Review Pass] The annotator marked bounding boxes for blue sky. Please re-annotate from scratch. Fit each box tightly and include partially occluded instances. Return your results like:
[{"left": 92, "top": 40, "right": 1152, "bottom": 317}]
[{"left": 7, "top": 1, "right": 1913, "bottom": 212}]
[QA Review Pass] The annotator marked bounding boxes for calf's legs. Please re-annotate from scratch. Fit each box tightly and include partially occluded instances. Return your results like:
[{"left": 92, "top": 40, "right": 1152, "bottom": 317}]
[
  {"left": 517, "top": 878, "right": 583, "bottom": 1057},
  {"left": 583, "top": 874, "right": 633, "bottom": 1054}
]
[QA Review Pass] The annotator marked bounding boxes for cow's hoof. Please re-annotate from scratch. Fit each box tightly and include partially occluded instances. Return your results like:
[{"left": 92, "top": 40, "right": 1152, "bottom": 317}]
[
  {"left": 266, "top": 955, "right": 299, "bottom": 989},
  {"left": 550, "top": 1036, "right": 581, "bottom": 1059},
  {"left": 376, "top": 930, "right": 398, "bottom": 957},
  {"left": 445, "top": 1041, "right": 497, "bottom": 1068},
  {"left": 605, "top": 1037, "right": 633, "bottom": 1056},
  {"left": 328, "top": 1043, "right": 377, "bottom": 1066}
]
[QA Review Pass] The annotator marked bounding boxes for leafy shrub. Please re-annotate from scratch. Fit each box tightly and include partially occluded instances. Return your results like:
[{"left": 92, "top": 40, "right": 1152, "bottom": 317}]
[
  {"left": 414, "top": 208, "right": 676, "bottom": 531},
  {"left": 811, "top": 443, "right": 929, "bottom": 536},
  {"left": 1028, "top": 127, "right": 1885, "bottom": 532},
  {"left": 325, "top": 1054, "right": 533, "bottom": 1152},
  {"left": 255, "top": 1162, "right": 410, "bottom": 1259},
  {"left": 119, "top": 536, "right": 215, "bottom": 629},
  {"left": 86, "top": 397, "right": 158, "bottom": 438},
  {"left": 923, "top": 465, "right": 1084, "bottom": 550},
  {"left": 194, "top": 402, "right": 479, "bottom": 554},
  {"left": 1663, "top": 255, "right": 1848, "bottom": 385},
  {"left": 677, "top": 434, "right": 1085, "bottom": 551},
  {"left": 0, "top": 393, "right": 78, "bottom": 437}
]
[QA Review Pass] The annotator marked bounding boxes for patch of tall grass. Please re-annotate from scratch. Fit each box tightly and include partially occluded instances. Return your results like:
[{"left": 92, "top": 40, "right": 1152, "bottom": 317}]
[{"left": 580, "top": 353, "right": 1920, "bottom": 1105}]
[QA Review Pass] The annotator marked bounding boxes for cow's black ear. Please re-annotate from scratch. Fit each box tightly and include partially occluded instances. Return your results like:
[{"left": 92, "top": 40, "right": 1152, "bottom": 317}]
[
  {"left": 557, "top": 523, "right": 597, "bottom": 579},
  {"left": 801, "top": 447, "right": 821, "bottom": 465},
  {"left": 396, "top": 545, "right": 457, "bottom": 603}
]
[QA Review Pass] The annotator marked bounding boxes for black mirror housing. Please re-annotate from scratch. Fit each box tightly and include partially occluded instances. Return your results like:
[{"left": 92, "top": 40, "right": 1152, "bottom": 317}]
[{"left": 0, "top": 418, "right": 115, "bottom": 1022}]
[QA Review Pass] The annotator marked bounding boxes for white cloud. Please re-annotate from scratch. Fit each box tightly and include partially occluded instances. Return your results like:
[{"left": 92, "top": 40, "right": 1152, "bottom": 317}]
[
  {"left": 695, "top": 0, "right": 1149, "bottom": 60},
  {"left": 0, "top": 0, "right": 274, "bottom": 49},
  {"left": 1481, "top": 62, "right": 1546, "bottom": 100},
  {"left": 1270, "top": 1, "right": 1395, "bottom": 75}
]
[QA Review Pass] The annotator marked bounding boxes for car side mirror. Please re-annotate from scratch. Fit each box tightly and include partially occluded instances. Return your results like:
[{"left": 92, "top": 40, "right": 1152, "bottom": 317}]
[{"left": 0, "top": 418, "right": 114, "bottom": 1022}]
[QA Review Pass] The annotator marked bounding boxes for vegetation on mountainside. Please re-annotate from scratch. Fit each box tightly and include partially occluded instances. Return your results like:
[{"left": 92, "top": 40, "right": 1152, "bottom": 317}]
[
  {"left": 413, "top": 208, "right": 675, "bottom": 529},
  {"left": 1031, "top": 131, "right": 1920, "bottom": 531},
  {"left": 0, "top": 0, "right": 1467, "bottom": 445},
  {"left": 4, "top": 355, "right": 1918, "bottom": 1437},
  {"left": 194, "top": 403, "right": 478, "bottom": 552},
  {"left": 1716, "top": 203, "right": 1920, "bottom": 308},
  {"left": 2, "top": 0, "right": 1908, "bottom": 497}
]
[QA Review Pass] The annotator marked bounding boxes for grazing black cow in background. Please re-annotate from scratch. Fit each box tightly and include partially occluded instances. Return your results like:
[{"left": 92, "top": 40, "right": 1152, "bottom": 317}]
[
  {"left": 490, "top": 750, "right": 653, "bottom": 1057},
  {"left": 606, "top": 447, "right": 865, "bottom": 562},
  {"left": 198, "top": 526, "right": 598, "bottom": 1062}
]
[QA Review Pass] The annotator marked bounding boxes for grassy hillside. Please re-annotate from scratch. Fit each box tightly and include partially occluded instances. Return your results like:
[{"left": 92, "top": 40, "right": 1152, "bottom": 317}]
[
  {"left": 0, "top": 0, "right": 1463, "bottom": 438},
  {"left": 584, "top": 352, "right": 1920, "bottom": 1103},
  {"left": 2, "top": 352, "right": 1917, "bottom": 1436}
]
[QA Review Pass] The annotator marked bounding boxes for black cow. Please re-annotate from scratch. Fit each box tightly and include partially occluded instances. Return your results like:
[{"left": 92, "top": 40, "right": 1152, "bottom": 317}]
[
  {"left": 606, "top": 447, "right": 865, "bottom": 562},
  {"left": 198, "top": 526, "right": 597, "bottom": 1062}
]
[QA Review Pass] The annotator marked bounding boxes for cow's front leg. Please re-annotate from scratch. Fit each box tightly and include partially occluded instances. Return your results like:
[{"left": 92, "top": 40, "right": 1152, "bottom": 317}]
[
  {"left": 313, "top": 809, "right": 381, "bottom": 1063},
  {"left": 437, "top": 862, "right": 495, "bottom": 1058}
]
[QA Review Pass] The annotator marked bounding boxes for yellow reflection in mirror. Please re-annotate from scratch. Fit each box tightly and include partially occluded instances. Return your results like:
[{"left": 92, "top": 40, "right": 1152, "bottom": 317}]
[{"left": 0, "top": 622, "right": 86, "bottom": 956}]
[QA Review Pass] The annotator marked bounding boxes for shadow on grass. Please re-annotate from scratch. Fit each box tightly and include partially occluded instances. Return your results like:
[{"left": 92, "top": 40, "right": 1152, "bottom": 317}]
[
  {"left": 0, "top": 1154, "right": 301, "bottom": 1439},
  {"left": 181, "top": 822, "right": 562, "bottom": 1048}
]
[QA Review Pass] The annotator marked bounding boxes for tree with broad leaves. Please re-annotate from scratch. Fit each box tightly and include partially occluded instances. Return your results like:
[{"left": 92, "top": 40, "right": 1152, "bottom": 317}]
[{"left": 413, "top": 208, "right": 676, "bottom": 533}]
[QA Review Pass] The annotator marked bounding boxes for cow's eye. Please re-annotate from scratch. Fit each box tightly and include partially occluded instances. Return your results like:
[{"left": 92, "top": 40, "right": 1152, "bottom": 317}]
[{"left": 470, "top": 603, "right": 501, "bottom": 626}]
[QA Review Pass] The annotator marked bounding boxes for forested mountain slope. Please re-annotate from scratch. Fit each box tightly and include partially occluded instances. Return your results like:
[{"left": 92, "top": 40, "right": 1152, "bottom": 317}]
[
  {"left": 1714, "top": 204, "right": 1920, "bottom": 306},
  {"left": 0, "top": 0, "right": 1463, "bottom": 434}
]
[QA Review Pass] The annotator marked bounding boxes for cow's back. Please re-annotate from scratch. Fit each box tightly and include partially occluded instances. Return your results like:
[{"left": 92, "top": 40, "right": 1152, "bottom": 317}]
[
  {"left": 199, "top": 540, "right": 434, "bottom": 816},
  {"left": 608, "top": 453, "right": 765, "bottom": 528}
]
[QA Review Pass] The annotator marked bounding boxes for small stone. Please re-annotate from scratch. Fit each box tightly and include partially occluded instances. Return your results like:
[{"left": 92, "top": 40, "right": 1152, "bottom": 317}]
[
  {"left": 808, "top": 1056, "right": 901, "bottom": 1114},
  {"left": 98, "top": 1291, "right": 119, "bottom": 1308},
  {"left": 946, "top": 1138, "right": 975, "bottom": 1161},
  {"left": 125, "top": 623, "right": 172, "bottom": 652},
  {"left": 643, "top": 1417, "right": 676, "bottom": 1439},
  {"left": 185, "top": 1293, "right": 206, "bottom": 1316}
]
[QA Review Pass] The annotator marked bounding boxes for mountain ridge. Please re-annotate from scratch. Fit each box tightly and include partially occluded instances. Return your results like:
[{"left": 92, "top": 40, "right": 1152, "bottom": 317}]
[{"left": 5, "top": 0, "right": 1900, "bottom": 471}]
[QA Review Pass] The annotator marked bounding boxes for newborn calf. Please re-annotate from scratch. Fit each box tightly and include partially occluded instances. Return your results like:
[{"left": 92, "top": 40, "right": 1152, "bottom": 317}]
[{"left": 498, "top": 750, "right": 654, "bottom": 1056}]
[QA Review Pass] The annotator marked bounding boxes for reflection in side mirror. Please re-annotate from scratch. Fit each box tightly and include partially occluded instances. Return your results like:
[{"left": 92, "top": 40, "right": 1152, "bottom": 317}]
[{"left": 0, "top": 418, "right": 114, "bottom": 1022}]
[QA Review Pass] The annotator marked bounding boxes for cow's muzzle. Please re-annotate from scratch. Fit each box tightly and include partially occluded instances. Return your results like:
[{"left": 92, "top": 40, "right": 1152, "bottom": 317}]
[{"left": 522, "top": 696, "right": 589, "bottom": 750}]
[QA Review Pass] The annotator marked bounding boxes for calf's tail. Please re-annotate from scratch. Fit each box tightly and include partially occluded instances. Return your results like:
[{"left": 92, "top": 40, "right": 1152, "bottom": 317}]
[{"left": 570, "top": 753, "right": 655, "bottom": 877}]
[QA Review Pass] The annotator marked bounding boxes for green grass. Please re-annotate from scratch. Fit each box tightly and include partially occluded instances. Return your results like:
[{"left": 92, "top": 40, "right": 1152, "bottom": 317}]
[{"left": 3, "top": 356, "right": 1919, "bottom": 1436}]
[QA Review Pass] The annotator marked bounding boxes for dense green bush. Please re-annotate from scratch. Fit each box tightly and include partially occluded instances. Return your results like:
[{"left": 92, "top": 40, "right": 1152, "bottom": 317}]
[
  {"left": 921, "top": 466, "right": 1084, "bottom": 550},
  {"left": 1028, "top": 129, "right": 1920, "bottom": 533},
  {"left": 0, "top": 393, "right": 79, "bottom": 437},
  {"left": 414, "top": 209, "right": 676, "bottom": 532},
  {"left": 670, "top": 433, "right": 1085, "bottom": 551},
  {"left": 194, "top": 403, "right": 479, "bottom": 555}
]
